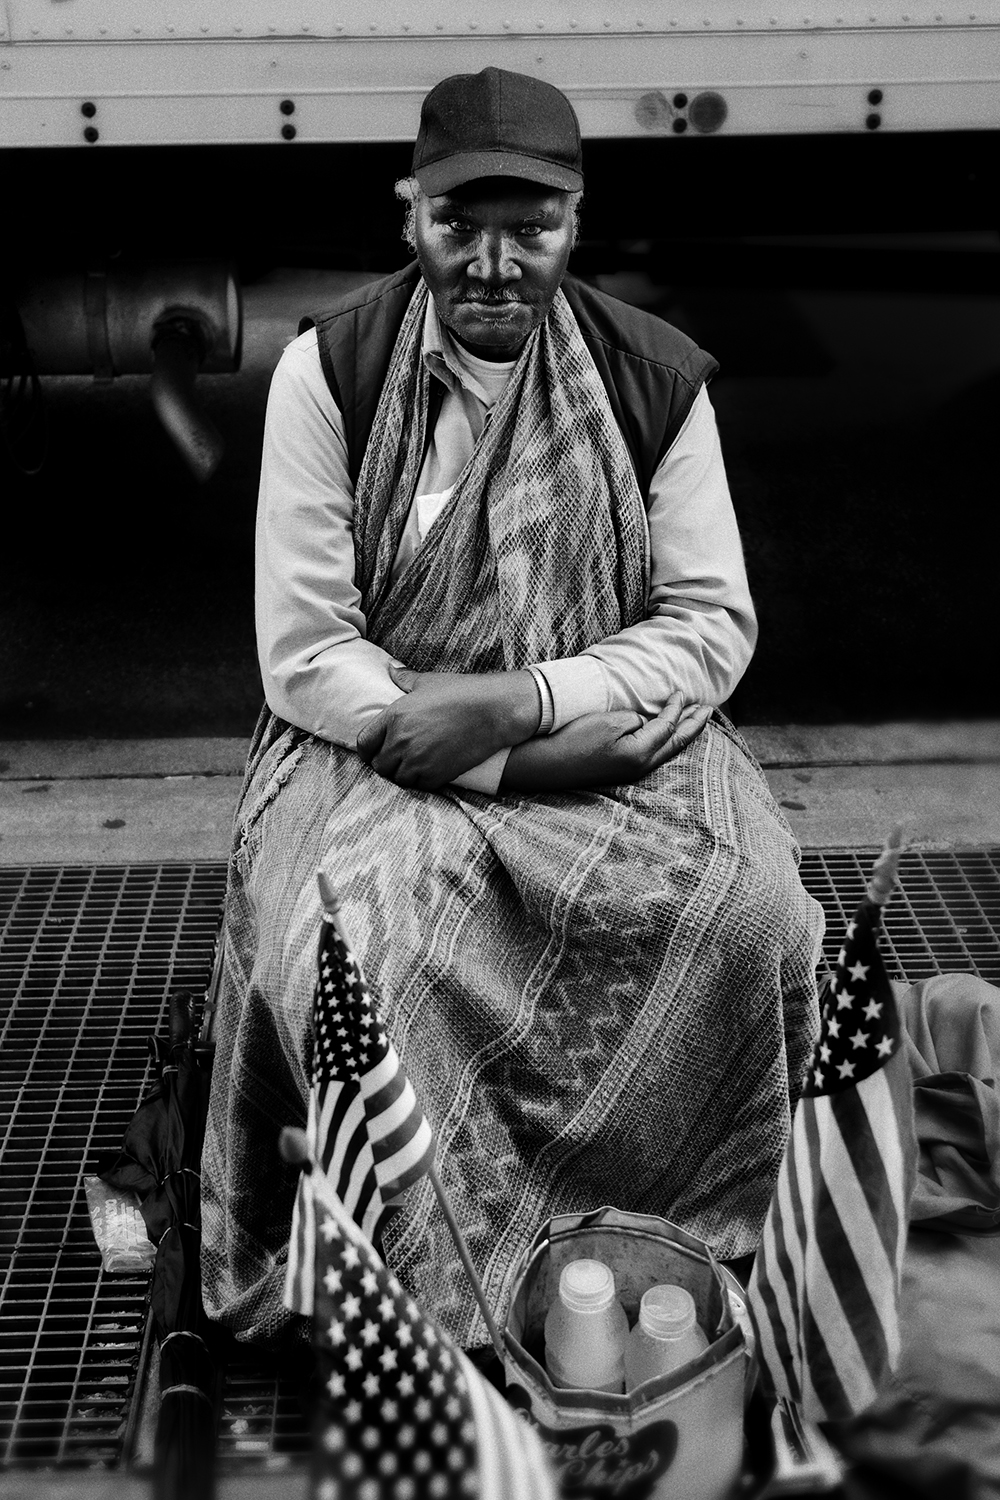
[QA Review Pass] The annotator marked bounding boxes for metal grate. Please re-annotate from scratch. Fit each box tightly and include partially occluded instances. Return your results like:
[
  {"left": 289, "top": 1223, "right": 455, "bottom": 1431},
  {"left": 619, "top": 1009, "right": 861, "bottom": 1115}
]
[
  {"left": 1, "top": 849, "right": 998, "bottom": 1473},
  {"left": 214, "top": 846, "right": 1000, "bottom": 1470},
  {"left": 217, "top": 1354, "right": 312, "bottom": 1470},
  {"left": 802, "top": 847, "right": 1000, "bottom": 986},
  {"left": 0, "top": 863, "right": 227, "bottom": 1469}
]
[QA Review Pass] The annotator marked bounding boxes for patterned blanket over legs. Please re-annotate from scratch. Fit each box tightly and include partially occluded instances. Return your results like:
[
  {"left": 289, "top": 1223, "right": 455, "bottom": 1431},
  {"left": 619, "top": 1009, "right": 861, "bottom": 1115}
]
[
  {"left": 200, "top": 279, "right": 824, "bottom": 1347},
  {"left": 200, "top": 710, "right": 822, "bottom": 1347}
]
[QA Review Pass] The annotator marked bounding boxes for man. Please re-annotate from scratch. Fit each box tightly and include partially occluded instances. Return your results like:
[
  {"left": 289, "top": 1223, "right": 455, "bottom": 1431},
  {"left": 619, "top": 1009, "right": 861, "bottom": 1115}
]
[{"left": 201, "top": 68, "right": 823, "bottom": 1350}]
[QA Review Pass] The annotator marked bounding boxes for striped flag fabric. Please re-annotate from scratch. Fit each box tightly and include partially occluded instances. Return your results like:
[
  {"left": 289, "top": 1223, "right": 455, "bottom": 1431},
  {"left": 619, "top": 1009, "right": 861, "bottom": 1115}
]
[
  {"left": 747, "top": 836, "right": 917, "bottom": 1423},
  {"left": 303, "top": 1154, "right": 557, "bottom": 1500},
  {"left": 284, "top": 873, "right": 436, "bottom": 1317}
]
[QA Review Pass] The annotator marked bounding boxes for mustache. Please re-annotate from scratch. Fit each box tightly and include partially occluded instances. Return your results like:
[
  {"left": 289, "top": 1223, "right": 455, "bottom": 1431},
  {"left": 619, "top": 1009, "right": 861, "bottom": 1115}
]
[{"left": 459, "top": 285, "right": 531, "bottom": 305}]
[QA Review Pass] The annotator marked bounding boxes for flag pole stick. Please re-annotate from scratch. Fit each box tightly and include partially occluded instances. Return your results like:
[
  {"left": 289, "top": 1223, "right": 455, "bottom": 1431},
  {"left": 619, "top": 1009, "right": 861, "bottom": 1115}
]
[
  {"left": 317, "top": 872, "right": 505, "bottom": 1362},
  {"left": 428, "top": 1162, "right": 505, "bottom": 1363}
]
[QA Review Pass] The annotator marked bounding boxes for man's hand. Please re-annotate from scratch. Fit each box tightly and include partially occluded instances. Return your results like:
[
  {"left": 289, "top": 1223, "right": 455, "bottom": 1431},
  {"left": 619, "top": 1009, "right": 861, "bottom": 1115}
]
[
  {"left": 500, "top": 692, "right": 712, "bottom": 793},
  {"left": 356, "top": 664, "right": 541, "bottom": 791}
]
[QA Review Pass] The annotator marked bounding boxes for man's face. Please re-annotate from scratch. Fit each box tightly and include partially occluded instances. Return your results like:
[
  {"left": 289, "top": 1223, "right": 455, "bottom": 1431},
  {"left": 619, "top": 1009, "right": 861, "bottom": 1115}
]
[{"left": 414, "top": 177, "right": 575, "bottom": 361}]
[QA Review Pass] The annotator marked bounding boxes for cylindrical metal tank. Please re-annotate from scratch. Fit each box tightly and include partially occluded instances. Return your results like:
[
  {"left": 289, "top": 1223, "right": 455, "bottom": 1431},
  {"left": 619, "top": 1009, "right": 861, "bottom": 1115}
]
[{"left": 12, "top": 262, "right": 241, "bottom": 377}]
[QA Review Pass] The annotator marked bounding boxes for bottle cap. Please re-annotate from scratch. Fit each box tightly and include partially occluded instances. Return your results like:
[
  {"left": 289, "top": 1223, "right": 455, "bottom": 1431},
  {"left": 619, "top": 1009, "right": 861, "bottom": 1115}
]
[
  {"left": 558, "top": 1258, "right": 616, "bottom": 1313},
  {"left": 639, "top": 1284, "right": 698, "bottom": 1339}
]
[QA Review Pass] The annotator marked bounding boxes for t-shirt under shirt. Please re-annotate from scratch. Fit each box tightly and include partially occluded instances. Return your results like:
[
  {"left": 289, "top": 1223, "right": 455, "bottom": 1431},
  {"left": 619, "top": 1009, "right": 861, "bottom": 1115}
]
[{"left": 390, "top": 342, "right": 515, "bottom": 586}]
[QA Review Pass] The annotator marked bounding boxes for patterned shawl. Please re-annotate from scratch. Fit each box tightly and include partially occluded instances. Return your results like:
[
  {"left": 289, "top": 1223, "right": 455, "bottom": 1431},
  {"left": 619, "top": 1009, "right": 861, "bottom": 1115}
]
[{"left": 354, "top": 278, "right": 649, "bottom": 671}]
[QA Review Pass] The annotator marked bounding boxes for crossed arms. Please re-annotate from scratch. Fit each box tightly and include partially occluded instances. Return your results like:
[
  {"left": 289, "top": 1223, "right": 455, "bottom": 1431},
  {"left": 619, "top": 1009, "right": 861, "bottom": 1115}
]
[
  {"left": 255, "top": 328, "right": 756, "bottom": 796},
  {"left": 357, "top": 665, "right": 712, "bottom": 792}
]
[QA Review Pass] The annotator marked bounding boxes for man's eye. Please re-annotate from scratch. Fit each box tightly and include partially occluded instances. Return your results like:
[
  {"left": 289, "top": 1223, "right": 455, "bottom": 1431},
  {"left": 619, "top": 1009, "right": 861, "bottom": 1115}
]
[
  {"left": 446, "top": 219, "right": 472, "bottom": 233},
  {"left": 518, "top": 224, "right": 543, "bottom": 237}
]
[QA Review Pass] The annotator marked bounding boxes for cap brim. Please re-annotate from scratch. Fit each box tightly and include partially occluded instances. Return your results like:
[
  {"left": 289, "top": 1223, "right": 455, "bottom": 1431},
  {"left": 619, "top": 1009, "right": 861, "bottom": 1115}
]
[{"left": 414, "top": 150, "right": 583, "bottom": 196}]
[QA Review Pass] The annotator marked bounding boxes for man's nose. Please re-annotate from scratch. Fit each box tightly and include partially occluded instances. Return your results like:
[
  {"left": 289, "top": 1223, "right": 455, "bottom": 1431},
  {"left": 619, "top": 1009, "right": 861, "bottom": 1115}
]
[{"left": 468, "top": 232, "right": 521, "bottom": 285}]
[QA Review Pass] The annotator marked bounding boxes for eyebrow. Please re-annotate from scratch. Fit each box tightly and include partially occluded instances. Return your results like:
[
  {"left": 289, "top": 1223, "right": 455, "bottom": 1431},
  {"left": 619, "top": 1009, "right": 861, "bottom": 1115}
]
[{"left": 432, "top": 200, "right": 559, "bottom": 225}]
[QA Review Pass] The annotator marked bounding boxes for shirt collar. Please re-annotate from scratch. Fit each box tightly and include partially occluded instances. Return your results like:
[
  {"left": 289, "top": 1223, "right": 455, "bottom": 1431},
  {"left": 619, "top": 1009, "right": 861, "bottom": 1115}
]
[{"left": 422, "top": 295, "right": 511, "bottom": 407}]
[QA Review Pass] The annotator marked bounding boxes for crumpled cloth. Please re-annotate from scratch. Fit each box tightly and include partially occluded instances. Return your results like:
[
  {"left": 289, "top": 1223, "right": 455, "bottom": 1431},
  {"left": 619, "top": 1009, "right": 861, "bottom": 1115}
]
[
  {"left": 836, "top": 973, "right": 1000, "bottom": 1497},
  {"left": 901, "top": 975, "right": 1000, "bottom": 1235}
]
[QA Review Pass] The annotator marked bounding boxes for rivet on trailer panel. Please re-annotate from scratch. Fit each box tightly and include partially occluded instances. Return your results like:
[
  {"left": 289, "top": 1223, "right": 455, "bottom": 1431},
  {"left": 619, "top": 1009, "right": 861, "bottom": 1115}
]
[
  {"left": 81, "top": 102, "right": 97, "bottom": 119},
  {"left": 84, "top": 126, "right": 99, "bottom": 143},
  {"left": 282, "top": 123, "right": 297, "bottom": 140}
]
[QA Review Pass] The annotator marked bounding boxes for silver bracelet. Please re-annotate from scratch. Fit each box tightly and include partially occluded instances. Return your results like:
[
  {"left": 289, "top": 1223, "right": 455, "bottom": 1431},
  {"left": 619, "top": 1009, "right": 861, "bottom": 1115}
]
[{"left": 526, "top": 665, "right": 555, "bottom": 736}]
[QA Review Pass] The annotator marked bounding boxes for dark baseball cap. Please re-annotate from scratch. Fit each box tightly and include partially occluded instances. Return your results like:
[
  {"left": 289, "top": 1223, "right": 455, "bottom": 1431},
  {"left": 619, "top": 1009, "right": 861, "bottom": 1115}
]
[{"left": 413, "top": 67, "right": 583, "bottom": 196}]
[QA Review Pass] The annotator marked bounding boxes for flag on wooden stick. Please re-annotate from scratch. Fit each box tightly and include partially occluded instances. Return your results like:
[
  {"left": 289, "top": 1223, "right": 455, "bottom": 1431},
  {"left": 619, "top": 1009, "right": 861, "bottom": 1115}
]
[
  {"left": 284, "top": 872, "right": 436, "bottom": 1317},
  {"left": 747, "top": 830, "right": 917, "bottom": 1423},
  {"left": 284, "top": 1139, "right": 557, "bottom": 1500}
]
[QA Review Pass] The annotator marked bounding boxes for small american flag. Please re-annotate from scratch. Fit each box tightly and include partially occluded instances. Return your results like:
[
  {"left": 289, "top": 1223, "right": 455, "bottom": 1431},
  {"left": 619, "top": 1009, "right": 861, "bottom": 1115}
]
[
  {"left": 285, "top": 874, "right": 436, "bottom": 1317},
  {"left": 308, "top": 1158, "right": 556, "bottom": 1500},
  {"left": 747, "top": 836, "right": 917, "bottom": 1423}
]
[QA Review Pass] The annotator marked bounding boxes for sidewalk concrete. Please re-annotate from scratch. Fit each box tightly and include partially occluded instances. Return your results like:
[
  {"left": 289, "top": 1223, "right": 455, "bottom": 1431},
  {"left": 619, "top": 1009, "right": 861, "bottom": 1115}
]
[{"left": 1, "top": 723, "right": 997, "bottom": 865}]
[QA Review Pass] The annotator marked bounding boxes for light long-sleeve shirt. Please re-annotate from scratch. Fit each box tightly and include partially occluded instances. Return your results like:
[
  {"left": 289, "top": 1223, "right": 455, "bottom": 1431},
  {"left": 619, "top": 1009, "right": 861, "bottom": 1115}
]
[{"left": 256, "top": 296, "right": 757, "bottom": 794}]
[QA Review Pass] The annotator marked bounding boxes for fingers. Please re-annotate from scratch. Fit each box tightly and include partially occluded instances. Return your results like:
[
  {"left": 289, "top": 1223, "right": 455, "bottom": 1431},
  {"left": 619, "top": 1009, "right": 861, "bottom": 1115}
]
[
  {"left": 387, "top": 663, "right": 418, "bottom": 692},
  {"left": 646, "top": 704, "right": 713, "bottom": 771},
  {"left": 618, "top": 696, "right": 712, "bottom": 778},
  {"left": 621, "top": 691, "right": 685, "bottom": 758},
  {"left": 357, "top": 667, "right": 417, "bottom": 763},
  {"left": 355, "top": 711, "right": 389, "bottom": 763},
  {"left": 356, "top": 709, "right": 451, "bottom": 790}
]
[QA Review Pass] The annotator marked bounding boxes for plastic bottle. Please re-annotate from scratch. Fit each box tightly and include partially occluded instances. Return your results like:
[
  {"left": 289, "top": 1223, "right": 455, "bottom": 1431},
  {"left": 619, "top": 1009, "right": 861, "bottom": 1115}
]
[
  {"left": 624, "top": 1284, "right": 710, "bottom": 1392},
  {"left": 543, "top": 1258, "right": 629, "bottom": 1394}
]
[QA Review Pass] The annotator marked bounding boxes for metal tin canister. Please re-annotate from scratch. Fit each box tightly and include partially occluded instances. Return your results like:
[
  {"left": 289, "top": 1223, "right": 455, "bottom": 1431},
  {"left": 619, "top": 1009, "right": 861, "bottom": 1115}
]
[{"left": 503, "top": 1206, "right": 749, "bottom": 1500}]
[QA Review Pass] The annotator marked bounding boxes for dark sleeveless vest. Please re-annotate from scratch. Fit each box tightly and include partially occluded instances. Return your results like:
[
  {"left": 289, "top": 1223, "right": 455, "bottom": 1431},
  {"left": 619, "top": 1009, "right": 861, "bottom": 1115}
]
[{"left": 301, "top": 261, "right": 718, "bottom": 502}]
